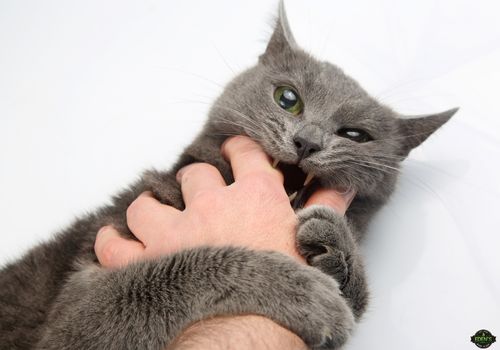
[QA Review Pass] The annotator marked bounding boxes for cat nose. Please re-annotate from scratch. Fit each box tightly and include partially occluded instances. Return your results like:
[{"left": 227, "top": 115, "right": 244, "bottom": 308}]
[{"left": 293, "top": 136, "right": 321, "bottom": 160}]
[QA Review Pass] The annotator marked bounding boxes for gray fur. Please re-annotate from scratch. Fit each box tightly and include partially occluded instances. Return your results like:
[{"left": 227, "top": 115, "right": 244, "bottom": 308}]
[
  {"left": 297, "top": 206, "right": 368, "bottom": 320},
  {"left": 0, "top": 2, "right": 456, "bottom": 349},
  {"left": 36, "top": 249, "right": 354, "bottom": 350}
]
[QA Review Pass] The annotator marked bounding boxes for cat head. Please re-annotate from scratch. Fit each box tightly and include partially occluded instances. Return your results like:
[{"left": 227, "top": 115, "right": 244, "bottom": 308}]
[{"left": 207, "top": 1, "right": 457, "bottom": 207}]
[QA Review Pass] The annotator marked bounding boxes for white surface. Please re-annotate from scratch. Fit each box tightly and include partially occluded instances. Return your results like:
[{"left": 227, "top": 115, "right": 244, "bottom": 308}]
[{"left": 1, "top": 0, "right": 499, "bottom": 348}]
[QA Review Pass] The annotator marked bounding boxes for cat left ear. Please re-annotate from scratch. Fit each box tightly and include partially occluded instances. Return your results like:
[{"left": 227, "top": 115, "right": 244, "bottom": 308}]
[
  {"left": 397, "top": 107, "right": 458, "bottom": 156},
  {"left": 260, "top": 0, "right": 298, "bottom": 64}
]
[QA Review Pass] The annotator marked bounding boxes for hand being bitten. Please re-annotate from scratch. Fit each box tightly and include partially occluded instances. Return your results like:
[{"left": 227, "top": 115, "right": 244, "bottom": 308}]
[{"left": 94, "top": 136, "right": 356, "bottom": 268}]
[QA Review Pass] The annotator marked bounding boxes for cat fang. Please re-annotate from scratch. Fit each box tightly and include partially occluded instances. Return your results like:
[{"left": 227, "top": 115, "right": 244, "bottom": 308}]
[{"left": 272, "top": 158, "right": 316, "bottom": 208}]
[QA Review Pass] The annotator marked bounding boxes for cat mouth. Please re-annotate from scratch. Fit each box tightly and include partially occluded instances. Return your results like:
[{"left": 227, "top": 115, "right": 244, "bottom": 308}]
[{"left": 272, "top": 159, "right": 318, "bottom": 209}]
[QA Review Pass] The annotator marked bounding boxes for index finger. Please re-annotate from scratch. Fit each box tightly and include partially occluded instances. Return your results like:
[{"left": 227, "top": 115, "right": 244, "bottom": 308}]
[{"left": 221, "top": 136, "right": 283, "bottom": 183}]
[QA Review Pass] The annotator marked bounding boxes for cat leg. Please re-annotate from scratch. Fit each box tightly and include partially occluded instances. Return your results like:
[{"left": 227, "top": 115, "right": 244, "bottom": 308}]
[
  {"left": 297, "top": 205, "right": 369, "bottom": 320},
  {"left": 36, "top": 247, "right": 354, "bottom": 350}
]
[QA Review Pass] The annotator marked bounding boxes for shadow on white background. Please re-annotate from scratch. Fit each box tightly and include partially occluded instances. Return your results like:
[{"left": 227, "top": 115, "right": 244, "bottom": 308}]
[{"left": 1, "top": 1, "right": 499, "bottom": 348}]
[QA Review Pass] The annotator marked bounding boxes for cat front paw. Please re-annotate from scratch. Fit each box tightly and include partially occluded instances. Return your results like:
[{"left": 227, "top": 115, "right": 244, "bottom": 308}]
[
  {"left": 297, "top": 205, "right": 355, "bottom": 276},
  {"left": 241, "top": 251, "right": 356, "bottom": 349},
  {"left": 296, "top": 205, "right": 369, "bottom": 319},
  {"left": 142, "top": 169, "right": 183, "bottom": 209}
]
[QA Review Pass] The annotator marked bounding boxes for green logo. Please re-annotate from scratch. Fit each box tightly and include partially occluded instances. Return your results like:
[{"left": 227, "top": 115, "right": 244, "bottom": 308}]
[{"left": 471, "top": 329, "right": 496, "bottom": 348}]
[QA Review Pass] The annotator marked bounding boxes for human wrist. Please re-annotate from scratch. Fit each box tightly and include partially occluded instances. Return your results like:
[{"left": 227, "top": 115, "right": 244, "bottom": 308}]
[{"left": 167, "top": 315, "right": 307, "bottom": 350}]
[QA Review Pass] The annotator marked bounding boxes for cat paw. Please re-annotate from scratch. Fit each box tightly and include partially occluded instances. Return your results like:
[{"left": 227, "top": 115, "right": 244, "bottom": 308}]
[
  {"left": 297, "top": 205, "right": 355, "bottom": 281},
  {"left": 296, "top": 205, "right": 369, "bottom": 319},
  {"left": 250, "top": 251, "right": 355, "bottom": 349},
  {"left": 175, "top": 248, "right": 356, "bottom": 349},
  {"left": 142, "top": 169, "right": 183, "bottom": 209}
]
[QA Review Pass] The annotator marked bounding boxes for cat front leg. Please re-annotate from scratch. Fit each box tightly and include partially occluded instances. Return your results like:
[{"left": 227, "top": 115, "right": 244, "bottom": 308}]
[
  {"left": 36, "top": 247, "right": 354, "bottom": 350},
  {"left": 297, "top": 205, "right": 369, "bottom": 320}
]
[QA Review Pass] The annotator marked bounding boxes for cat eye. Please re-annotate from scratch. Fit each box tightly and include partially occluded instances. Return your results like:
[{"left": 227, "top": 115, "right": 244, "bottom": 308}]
[
  {"left": 336, "top": 128, "right": 373, "bottom": 143},
  {"left": 273, "top": 86, "right": 304, "bottom": 115}
]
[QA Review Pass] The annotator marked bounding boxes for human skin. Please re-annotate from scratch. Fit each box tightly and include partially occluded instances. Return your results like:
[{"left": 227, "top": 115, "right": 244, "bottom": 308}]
[{"left": 94, "top": 136, "right": 354, "bottom": 349}]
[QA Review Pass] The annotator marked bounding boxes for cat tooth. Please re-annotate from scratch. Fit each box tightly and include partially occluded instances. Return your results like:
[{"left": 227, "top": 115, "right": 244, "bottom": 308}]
[
  {"left": 303, "top": 173, "right": 314, "bottom": 187},
  {"left": 272, "top": 159, "right": 280, "bottom": 168},
  {"left": 288, "top": 191, "right": 298, "bottom": 202}
]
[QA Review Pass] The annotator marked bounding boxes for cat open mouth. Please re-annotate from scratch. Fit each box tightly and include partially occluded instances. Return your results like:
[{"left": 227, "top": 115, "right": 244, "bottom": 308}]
[{"left": 272, "top": 159, "right": 318, "bottom": 210}]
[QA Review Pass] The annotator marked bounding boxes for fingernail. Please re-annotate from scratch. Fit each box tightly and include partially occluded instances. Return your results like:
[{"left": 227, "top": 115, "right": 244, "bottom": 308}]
[
  {"left": 220, "top": 136, "right": 235, "bottom": 160},
  {"left": 97, "top": 225, "right": 110, "bottom": 236},
  {"left": 176, "top": 166, "right": 189, "bottom": 183},
  {"left": 338, "top": 187, "right": 356, "bottom": 208},
  {"left": 220, "top": 137, "right": 231, "bottom": 152}
]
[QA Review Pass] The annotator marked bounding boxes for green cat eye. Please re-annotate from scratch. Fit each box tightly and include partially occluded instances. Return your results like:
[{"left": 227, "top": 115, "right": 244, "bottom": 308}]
[{"left": 273, "top": 86, "right": 303, "bottom": 115}]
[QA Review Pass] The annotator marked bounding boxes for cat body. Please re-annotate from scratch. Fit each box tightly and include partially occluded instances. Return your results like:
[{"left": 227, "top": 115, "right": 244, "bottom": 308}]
[{"left": 0, "top": 2, "right": 456, "bottom": 349}]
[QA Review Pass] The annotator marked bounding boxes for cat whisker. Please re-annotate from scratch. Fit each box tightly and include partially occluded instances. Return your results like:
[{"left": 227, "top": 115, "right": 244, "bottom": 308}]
[
  {"left": 339, "top": 150, "right": 465, "bottom": 185},
  {"left": 352, "top": 159, "right": 401, "bottom": 173},
  {"left": 212, "top": 113, "right": 263, "bottom": 137},
  {"left": 153, "top": 66, "right": 226, "bottom": 90},
  {"left": 378, "top": 129, "right": 452, "bottom": 142},
  {"left": 163, "top": 98, "right": 213, "bottom": 106},
  {"left": 347, "top": 161, "right": 400, "bottom": 178},
  {"left": 342, "top": 163, "right": 385, "bottom": 184},
  {"left": 211, "top": 41, "right": 237, "bottom": 75},
  {"left": 212, "top": 105, "right": 262, "bottom": 130},
  {"left": 374, "top": 77, "right": 432, "bottom": 104},
  {"left": 345, "top": 159, "right": 446, "bottom": 201},
  {"left": 209, "top": 131, "right": 245, "bottom": 138}
]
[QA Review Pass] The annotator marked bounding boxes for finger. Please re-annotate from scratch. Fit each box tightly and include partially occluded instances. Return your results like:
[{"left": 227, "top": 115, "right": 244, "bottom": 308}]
[
  {"left": 126, "top": 192, "right": 180, "bottom": 242},
  {"left": 176, "top": 163, "right": 226, "bottom": 206},
  {"left": 221, "top": 136, "right": 283, "bottom": 183},
  {"left": 304, "top": 188, "right": 356, "bottom": 215},
  {"left": 95, "top": 226, "right": 145, "bottom": 268}
]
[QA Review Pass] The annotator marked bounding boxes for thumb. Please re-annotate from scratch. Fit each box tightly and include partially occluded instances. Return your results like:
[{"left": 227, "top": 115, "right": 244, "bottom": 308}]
[
  {"left": 304, "top": 188, "right": 356, "bottom": 215},
  {"left": 94, "top": 226, "right": 145, "bottom": 268}
]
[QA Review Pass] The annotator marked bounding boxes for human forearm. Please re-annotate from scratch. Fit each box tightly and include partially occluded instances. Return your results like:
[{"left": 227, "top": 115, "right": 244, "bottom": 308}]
[{"left": 168, "top": 315, "right": 308, "bottom": 350}]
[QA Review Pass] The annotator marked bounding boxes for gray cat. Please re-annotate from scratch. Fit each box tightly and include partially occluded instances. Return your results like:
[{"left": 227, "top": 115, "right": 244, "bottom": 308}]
[{"left": 0, "top": 2, "right": 456, "bottom": 350}]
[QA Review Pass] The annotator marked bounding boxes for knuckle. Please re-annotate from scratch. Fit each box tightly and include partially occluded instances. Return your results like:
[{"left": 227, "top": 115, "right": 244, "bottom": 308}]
[
  {"left": 227, "top": 135, "right": 251, "bottom": 149},
  {"left": 191, "top": 189, "right": 217, "bottom": 208},
  {"left": 241, "top": 173, "right": 286, "bottom": 202},
  {"left": 245, "top": 172, "right": 280, "bottom": 191},
  {"left": 182, "top": 163, "right": 219, "bottom": 181},
  {"left": 99, "top": 239, "right": 117, "bottom": 266},
  {"left": 126, "top": 198, "right": 143, "bottom": 224}
]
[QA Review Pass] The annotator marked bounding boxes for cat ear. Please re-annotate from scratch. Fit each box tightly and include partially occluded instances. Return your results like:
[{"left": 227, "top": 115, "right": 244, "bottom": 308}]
[
  {"left": 260, "top": 0, "right": 298, "bottom": 64},
  {"left": 397, "top": 107, "right": 458, "bottom": 156}
]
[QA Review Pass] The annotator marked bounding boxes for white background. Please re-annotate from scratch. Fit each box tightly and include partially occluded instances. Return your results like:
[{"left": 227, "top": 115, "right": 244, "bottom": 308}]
[{"left": 1, "top": 0, "right": 499, "bottom": 348}]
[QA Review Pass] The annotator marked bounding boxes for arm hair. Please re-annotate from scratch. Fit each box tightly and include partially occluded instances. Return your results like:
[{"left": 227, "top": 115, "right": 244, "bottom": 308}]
[{"left": 167, "top": 315, "right": 308, "bottom": 350}]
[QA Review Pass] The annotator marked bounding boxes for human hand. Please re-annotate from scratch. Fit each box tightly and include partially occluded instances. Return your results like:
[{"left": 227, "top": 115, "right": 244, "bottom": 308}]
[{"left": 95, "top": 136, "right": 355, "bottom": 268}]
